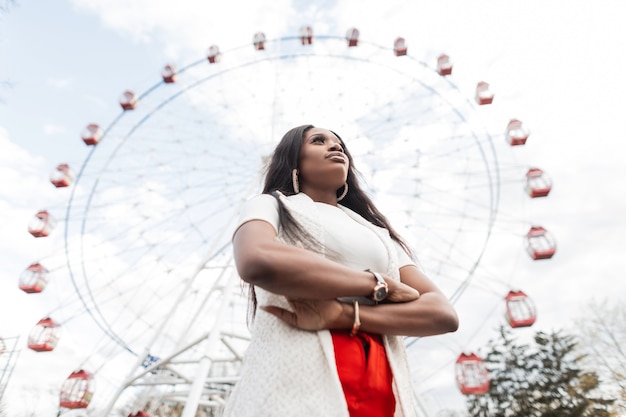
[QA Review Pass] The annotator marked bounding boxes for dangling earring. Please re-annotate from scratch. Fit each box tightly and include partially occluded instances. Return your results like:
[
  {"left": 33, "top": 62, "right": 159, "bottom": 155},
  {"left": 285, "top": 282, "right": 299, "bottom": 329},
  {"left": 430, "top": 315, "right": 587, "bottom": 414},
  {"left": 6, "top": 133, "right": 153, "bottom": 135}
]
[
  {"left": 337, "top": 182, "right": 348, "bottom": 201},
  {"left": 292, "top": 169, "right": 300, "bottom": 194}
]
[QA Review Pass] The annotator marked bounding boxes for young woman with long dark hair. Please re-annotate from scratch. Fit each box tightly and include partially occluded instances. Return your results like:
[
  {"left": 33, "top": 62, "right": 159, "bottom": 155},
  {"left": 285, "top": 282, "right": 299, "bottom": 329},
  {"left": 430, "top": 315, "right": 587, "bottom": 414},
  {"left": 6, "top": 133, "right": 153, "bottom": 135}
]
[{"left": 225, "top": 125, "right": 458, "bottom": 417}]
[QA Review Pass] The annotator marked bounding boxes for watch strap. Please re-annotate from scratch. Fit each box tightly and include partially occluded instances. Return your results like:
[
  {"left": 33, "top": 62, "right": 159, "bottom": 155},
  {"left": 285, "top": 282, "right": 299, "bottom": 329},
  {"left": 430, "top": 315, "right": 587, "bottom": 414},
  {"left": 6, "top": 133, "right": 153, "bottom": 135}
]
[{"left": 367, "top": 269, "right": 385, "bottom": 285}]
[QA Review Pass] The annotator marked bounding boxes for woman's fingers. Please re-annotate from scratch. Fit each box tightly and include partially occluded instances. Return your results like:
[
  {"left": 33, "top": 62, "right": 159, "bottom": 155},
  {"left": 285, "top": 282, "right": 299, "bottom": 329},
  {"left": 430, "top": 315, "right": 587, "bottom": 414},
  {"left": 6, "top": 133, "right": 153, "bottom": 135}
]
[
  {"left": 260, "top": 305, "right": 298, "bottom": 326},
  {"left": 261, "top": 299, "right": 343, "bottom": 331},
  {"left": 385, "top": 279, "right": 420, "bottom": 303}
]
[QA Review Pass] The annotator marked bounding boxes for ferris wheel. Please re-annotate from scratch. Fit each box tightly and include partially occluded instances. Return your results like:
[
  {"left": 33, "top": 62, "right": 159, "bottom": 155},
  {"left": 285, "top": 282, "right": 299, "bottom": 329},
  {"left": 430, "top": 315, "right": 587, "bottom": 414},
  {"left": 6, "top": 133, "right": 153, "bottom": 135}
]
[{"left": 16, "top": 26, "right": 556, "bottom": 417}]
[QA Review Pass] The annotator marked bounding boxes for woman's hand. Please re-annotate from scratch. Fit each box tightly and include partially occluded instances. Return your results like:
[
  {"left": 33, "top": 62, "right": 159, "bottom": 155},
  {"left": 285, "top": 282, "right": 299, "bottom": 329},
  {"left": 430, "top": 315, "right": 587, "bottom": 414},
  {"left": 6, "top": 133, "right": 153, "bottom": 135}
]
[
  {"left": 260, "top": 298, "right": 347, "bottom": 331},
  {"left": 384, "top": 276, "right": 420, "bottom": 303}
]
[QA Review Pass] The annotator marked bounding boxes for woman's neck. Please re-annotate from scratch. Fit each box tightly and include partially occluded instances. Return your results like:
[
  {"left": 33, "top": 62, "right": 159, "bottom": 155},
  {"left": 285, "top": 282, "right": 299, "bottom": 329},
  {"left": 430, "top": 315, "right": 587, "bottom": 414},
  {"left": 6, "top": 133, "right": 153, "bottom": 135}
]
[{"left": 300, "top": 189, "right": 338, "bottom": 206}]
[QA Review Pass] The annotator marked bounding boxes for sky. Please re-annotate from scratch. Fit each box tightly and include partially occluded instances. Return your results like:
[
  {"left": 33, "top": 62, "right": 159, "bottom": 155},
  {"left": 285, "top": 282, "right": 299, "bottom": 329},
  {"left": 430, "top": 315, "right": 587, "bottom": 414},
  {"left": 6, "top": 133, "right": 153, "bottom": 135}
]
[{"left": 1, "top": 0, "right": 626, "bottom": 416}]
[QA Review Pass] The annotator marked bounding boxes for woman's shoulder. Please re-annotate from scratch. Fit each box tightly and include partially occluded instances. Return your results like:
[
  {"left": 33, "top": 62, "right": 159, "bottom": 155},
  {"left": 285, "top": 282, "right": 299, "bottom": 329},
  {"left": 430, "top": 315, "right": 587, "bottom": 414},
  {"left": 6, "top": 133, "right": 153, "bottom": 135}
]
[
  {"left": 234, "top": 194, "right": 281, "bottom": 237},
  {"left": 239, "top": 193, "right": 279, "bottom": 220}
]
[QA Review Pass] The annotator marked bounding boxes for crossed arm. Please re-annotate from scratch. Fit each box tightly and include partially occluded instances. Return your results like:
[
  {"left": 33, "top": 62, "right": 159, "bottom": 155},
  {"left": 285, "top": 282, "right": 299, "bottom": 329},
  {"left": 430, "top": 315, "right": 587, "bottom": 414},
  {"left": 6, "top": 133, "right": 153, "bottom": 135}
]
[{"left": 233, "top": 220, "right": 459, "bottom": 337}]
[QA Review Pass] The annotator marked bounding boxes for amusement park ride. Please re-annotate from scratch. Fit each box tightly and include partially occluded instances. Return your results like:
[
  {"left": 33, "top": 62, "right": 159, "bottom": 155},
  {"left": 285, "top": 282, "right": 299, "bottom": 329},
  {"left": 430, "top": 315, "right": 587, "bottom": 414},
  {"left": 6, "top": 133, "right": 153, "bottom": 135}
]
[{"left": 1, "top": 25, "right": 556, "bottom": 416}]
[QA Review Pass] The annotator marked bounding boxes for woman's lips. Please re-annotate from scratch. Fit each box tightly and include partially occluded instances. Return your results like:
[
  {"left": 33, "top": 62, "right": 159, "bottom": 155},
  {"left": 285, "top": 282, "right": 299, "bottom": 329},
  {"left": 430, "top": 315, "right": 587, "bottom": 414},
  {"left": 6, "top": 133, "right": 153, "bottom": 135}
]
[{"left": 326, "top": 152, "right": 346, "bottom": 163}]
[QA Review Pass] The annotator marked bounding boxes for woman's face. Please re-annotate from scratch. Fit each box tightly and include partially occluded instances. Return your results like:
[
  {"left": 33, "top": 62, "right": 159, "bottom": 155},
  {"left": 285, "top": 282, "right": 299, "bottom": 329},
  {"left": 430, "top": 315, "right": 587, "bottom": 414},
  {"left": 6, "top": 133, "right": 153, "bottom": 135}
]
[{"left": 299, "top": 127, "right": 349, "bottom": 190}]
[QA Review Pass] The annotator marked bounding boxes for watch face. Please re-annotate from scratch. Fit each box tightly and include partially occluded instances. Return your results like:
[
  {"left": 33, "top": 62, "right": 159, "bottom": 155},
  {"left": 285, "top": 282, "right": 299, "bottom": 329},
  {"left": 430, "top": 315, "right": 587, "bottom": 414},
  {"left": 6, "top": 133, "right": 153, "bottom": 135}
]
[{"left": 374, "top": 286, "right": 388, "bottom": 302}]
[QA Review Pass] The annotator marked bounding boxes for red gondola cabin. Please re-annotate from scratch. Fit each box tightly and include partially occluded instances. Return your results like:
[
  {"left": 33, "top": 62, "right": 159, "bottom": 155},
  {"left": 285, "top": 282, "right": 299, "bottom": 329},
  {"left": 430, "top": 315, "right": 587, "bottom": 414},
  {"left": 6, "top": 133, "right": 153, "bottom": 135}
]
[
  {"left": 28, "top": 317, "right": 60, "bottom": 352},
  {"left": 505, "top": 119, "right": 529, "bottom": 146},
  {"left": 455, "top": 352, "right": 490, "bottom": 395},
  {"left": 59, "top": 369, "right": 94, "bottom": 409},
  {"left": 50, "top": 163, "right": 74, "bottom": 188},
  {"left": 120, "top": 90, "right": 138, "bottom": 111},
  {"left": 162, "top": 64, "right": 177, "bottom": 83},
  {"left": 393, "top": 37, "right": 407, "bottom": 56},
  {"left": 346, "top": 27, "right": 359, "bottom": 47},
  {"left": 82, "top": 123, "right": 103, "bottom": 146},
  {"left": 437, "top": 54, "right": 453, "bottom": 76},
  {"left": 207, "top": 45, "right": 221, "bottom": 63},
  {"left": 19, "top": 263, "right": 48, "bottom": 293},
  {"left": 28, "top": 210, "right": 55, "bottom": 238},
  {"left": 525, "top": 226, "right": 556, "bottom": 260},
  {"left": 253, "top": 32, "right": 266, "bottom": 50},
  {"left": 475, "top": 81, "right": 494, "bottom": 105},
  {"left": 505, "top": 290, "right": 537, "bottom": 328},
  {"left": 526, "top": 168, "right": 552, "bottom": 198},
  {"left": 299, "top": 26, "right": 313, "bottom": 45}
]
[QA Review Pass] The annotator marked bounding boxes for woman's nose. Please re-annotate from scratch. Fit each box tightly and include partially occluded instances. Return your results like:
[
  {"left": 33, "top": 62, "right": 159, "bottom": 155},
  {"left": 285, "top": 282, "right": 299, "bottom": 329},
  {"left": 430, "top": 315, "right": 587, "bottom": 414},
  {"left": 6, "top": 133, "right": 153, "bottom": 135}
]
[{"left": 329, "top": 142, "right": 343, "bottom": 152}]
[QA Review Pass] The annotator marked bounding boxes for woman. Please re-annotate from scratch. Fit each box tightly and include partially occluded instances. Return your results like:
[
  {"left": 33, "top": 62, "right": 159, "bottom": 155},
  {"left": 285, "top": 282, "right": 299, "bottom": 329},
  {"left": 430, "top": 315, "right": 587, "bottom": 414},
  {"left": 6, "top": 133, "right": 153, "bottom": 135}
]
[{"left": 225, "top": 125, "right": 458, "bottom": 417}]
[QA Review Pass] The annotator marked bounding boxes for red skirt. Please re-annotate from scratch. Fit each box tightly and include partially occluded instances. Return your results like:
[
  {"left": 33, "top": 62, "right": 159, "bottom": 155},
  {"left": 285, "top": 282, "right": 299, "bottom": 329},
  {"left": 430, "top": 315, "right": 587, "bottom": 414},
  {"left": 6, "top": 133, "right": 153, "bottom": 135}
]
[{"left": 331, "top": 330, "right": 396, "bottom": 416}]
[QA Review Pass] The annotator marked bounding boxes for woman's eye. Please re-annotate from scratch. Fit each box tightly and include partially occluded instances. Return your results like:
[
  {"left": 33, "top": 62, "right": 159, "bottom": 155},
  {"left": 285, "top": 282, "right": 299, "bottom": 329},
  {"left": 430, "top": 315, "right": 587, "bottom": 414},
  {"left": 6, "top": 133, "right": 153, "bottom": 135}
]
[{"left": 312, "top": 136, "right": 324, "bottom": 143}]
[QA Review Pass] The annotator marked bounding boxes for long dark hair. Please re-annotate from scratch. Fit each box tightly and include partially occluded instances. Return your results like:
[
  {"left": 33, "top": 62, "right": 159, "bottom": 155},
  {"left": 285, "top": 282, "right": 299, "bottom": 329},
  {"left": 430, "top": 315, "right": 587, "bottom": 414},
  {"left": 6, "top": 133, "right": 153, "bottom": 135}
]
[{"left": 246, "top": 125, "right": 413, "bottom": 320}]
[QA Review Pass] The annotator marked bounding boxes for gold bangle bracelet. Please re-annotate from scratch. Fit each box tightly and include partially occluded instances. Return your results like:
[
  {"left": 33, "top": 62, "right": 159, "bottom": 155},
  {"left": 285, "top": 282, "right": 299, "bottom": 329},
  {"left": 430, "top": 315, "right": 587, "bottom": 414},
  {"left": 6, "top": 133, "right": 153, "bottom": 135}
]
[{"left": 350, "top": 299, "right": 361, "bottom": 337}]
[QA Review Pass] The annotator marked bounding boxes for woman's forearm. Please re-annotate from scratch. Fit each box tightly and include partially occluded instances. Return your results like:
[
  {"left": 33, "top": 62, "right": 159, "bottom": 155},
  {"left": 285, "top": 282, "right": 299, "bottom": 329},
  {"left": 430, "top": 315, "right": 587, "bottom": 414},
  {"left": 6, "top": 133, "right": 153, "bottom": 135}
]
[
  {"left": 354, "top": 292, "right": 459, "bottom": 337},
  {"left": 236, "top": 237, "right": 376, "bottom": 300}
]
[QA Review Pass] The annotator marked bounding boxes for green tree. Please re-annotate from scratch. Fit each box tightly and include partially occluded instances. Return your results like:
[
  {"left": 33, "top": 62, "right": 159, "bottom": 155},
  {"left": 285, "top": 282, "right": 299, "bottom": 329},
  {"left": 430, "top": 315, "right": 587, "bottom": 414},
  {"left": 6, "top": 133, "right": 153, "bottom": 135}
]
[{"left": 466, "top": 325, "right": 616, "bottom": 417}]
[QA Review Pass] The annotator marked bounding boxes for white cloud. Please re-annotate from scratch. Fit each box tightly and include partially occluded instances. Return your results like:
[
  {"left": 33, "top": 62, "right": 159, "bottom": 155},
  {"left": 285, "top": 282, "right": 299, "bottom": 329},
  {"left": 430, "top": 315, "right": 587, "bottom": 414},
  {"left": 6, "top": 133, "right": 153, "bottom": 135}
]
[
  {"left": 0, "top": 127, "right": 65, "bottom": 330},
  {"left": 0, "top": 128, "right": 71, "bottom": 415},
  {"left": 70, "top": 0, "right": 297, "bottom": 60},
  {"left": 43, "top": 123, "right": 66, "bottom": 135},
  {"left": 46, "top": 77, "right": 72, "bottom": 89}
]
